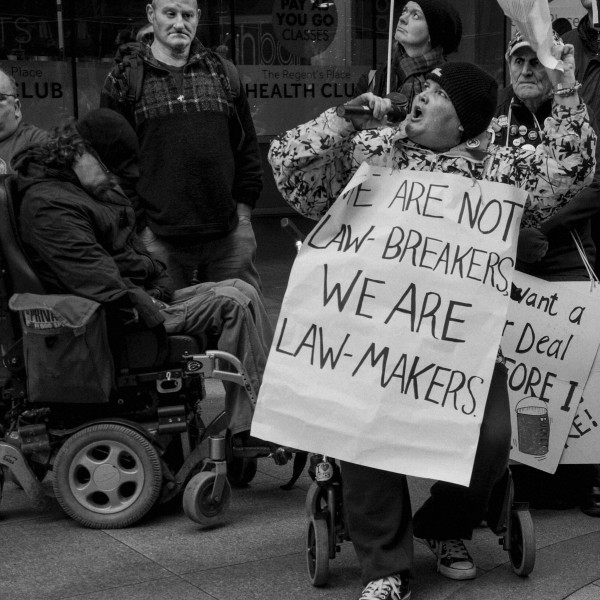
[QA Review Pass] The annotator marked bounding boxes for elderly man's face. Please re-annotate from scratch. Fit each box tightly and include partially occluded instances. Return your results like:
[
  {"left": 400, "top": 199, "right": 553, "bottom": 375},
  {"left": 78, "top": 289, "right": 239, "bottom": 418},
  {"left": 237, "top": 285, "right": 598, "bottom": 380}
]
[
  {"left": 147, "top": 0, "right": 198, "bottom": 55},
  {"left": 0, "top": 72, "right": 21, "bottom": 142},
  {"left": 509, "top": 48, "right": 552, "bottom": 103},
  {"left": 405, "top": 79, "right": 463, "bottom": 151}
]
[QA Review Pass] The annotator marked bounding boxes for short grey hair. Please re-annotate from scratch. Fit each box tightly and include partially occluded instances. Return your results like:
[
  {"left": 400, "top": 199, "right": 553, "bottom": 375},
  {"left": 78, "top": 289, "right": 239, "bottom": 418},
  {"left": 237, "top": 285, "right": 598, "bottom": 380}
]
[{"left": 0, "top": 67, "right": 18, "bottom": 96}]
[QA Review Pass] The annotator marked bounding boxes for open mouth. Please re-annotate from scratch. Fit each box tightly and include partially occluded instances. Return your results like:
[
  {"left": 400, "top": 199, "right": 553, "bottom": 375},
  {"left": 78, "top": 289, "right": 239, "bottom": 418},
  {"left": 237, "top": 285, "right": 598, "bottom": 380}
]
[{"left": 411, "top": 105, "right": 423, "bottom": 121}]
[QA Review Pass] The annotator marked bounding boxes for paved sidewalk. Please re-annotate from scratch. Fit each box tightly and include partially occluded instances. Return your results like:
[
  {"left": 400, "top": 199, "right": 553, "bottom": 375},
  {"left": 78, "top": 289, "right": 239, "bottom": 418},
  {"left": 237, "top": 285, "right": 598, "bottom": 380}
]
[{"left": 1, "top": 217, "right": 599, "bottom": 600}]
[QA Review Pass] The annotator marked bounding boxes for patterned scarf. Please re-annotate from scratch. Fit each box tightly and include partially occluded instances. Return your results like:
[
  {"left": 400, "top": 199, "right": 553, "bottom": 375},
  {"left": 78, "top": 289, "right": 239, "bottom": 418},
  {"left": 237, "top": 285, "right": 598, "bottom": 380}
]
[{"left": 394, "top": 46, "right": 445, "bottom": 106}]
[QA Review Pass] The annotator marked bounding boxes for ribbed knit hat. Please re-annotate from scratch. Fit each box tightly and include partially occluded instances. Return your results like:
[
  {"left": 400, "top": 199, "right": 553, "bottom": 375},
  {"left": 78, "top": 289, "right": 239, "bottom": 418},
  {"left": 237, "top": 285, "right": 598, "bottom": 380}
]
[
  {"left": 76, "top": 108, "right": 140, "bottom": 180},
  {"left": 426, "top": 62, "right": 498, "bottom": 142},
  {"left": 400, "top": 0, "right": 462, "bottom": 55}
]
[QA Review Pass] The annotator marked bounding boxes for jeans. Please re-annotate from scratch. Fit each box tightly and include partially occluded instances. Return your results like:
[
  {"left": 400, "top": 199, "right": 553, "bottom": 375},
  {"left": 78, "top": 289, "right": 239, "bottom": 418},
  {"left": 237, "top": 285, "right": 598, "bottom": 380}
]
[
  {"left": 160, "top": 279, "right": 273, "bottom": 435},
  {"left": 140, "top": 219, "right": 262, "bottom": 292},
  {"left": 341, "top": 362, "right": 510, "bottom": 584}
]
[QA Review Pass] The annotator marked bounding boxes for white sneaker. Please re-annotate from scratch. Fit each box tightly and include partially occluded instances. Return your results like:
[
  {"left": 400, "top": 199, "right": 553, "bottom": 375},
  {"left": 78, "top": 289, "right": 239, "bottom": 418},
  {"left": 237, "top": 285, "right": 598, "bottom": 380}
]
[
  {"left": 422, "top": 538, "right": 476, "bottom": 580},
  {"left": 358, "top": 574, "right": 411, "bottom": 600}
]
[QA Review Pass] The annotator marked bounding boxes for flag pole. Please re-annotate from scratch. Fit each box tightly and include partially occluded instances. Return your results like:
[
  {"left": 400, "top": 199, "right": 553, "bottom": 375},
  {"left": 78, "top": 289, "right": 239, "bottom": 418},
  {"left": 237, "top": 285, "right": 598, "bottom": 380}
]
[{"left": 386, "top": 0, "right": 395, "bottom": 94}]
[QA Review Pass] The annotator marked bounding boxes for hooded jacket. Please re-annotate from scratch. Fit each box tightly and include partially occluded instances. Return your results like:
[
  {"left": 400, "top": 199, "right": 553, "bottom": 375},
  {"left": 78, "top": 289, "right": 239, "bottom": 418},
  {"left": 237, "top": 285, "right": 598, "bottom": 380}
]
[
  {"left": 268, "top": 103, "right": 596, "bottom": 230},
  {"left": 100, "top": 36, "right": 263, "bottom": 241},
  {"left": 13, "top": 149, "right": 173, "bottom": 329}
]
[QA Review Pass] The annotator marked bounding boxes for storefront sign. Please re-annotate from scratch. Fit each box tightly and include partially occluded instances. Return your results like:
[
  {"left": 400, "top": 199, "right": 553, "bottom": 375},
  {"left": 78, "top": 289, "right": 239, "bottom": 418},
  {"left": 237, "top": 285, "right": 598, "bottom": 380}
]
[
  {"left": 241, "top": 65, "right": 366, "bottom": 136},
  {"left": 2, "top": 60, "right": 73, "bottom": 129},
  {"left": 272, "top": 0, "right": 338, "bottom": 58}
]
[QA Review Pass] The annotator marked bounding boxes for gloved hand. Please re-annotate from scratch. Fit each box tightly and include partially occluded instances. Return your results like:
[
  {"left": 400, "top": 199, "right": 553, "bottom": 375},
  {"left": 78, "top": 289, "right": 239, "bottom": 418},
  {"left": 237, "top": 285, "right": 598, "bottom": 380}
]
[{"left": 517, "top": 227, "right": 548, "bottom": 263}]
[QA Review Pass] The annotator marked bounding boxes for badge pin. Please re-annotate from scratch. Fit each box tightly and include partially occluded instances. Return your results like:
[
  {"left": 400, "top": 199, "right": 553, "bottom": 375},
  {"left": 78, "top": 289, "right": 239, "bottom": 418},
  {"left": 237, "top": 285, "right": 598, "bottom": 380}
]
[
  {"left": 518, "top": 125, "right": 527, "bottom": 136},
  {"left": 513, "top": 137, "right": 523, "bottom": 147},
  {"left": 498, "top": 115, "right": 509, "bottom": 128},
  {"left": 510, "top": 125, "right": 518, "bottom": 136},
  {"left": 466, "top": 138, "right": 481, "bottom": 149},
  {"left": 528, "top": 130, "right": 538, "bottom": 140}
]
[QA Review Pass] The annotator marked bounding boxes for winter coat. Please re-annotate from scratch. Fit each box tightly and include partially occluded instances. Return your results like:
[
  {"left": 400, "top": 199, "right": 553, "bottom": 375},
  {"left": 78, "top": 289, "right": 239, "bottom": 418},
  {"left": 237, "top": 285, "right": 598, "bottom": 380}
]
[
  {"left": 100, "top": 36, "right": 263, "bottom": 240},
  {"left": 14, "top": 156, "right": 172, "bottom": 328},
  {"left": 494, "top": 85, "right": 600, "bottom": 280},
  {"left": 268, "top": 103, "right": 596, "bottom": 228}
]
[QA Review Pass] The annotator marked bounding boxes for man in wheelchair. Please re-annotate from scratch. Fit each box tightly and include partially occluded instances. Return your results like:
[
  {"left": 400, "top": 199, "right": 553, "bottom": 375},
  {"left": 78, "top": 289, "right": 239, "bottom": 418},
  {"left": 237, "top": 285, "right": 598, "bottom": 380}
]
[{"left": 9, "top": 107, "right": 273, "bottom": 453}]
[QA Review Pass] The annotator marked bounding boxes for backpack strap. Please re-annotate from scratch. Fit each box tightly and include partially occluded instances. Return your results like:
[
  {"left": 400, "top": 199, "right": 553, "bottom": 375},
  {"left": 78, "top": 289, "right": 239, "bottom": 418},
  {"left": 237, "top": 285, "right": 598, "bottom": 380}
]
[
  {"left": 113, "top": 42, "right": 145, "bottom": 105},
  {"left": 213, "top": 52, "right": 245, "bottom": 152},
  {"left": 214, "top": 52, "right": 240, "bottom": 101}
]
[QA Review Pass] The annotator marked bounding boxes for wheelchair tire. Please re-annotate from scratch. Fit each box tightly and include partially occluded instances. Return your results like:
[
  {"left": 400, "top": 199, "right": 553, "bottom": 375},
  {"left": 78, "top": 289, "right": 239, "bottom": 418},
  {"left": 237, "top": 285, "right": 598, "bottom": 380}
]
[
  {"left": 53, "top": 423, "right": 162, "bottom": 529},
  {"left": 183, "top": 471, "right": 231, "bottom": 526},
  {"left": 509, "top": 508, "right": 536, "bottom": 576},
  {"left": 306, "top": 516, "right": 330, "bottom": 586},
  {"left": 306, "top": 480, "right": 328, "bottom": 517},
  {"left": 227, "top": 456, "right": 258, "bottom": 487}
]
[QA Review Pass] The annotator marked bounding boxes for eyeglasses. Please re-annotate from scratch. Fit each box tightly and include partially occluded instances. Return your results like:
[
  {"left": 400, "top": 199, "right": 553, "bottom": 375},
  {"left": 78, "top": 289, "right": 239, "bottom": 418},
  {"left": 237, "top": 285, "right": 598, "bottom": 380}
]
[{"left": 0, "top": 93, "right": 17, "bottom": 102}]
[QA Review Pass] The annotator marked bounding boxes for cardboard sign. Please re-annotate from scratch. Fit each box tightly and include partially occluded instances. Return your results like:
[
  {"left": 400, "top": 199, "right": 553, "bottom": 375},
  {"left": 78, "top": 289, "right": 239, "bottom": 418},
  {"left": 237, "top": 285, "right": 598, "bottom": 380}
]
[
  {"left": 503, "top": 274, "right": 600, "bottom": 472},
  {"left": 252, "top": 165, "right": 526, "bottom": 486}
]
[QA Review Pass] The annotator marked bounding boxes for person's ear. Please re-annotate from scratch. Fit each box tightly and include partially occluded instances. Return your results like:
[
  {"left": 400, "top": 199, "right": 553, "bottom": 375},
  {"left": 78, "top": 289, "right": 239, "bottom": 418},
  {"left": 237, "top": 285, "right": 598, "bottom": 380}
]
[
  {"left": 458, "top": 124, "right": 464, "bottom": 133},
  {"left": 14, "top": 98, "right": 21, "bottom": 121},
  {"left": 146, "top": 3, "right": 154, "bottom": 24}
]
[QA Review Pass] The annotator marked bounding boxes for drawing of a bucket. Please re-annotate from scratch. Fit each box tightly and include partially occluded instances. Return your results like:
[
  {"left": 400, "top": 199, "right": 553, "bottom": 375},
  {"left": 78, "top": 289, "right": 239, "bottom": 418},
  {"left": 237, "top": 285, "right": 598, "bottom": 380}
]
[{"left": 516, "top": 397, "right": 550, "bottom": 456}]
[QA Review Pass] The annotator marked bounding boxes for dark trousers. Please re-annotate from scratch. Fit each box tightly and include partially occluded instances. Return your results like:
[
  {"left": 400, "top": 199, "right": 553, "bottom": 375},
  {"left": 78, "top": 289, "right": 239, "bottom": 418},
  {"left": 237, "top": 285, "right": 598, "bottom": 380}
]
[{"left": 341, "top": 362, "right": 510, "bottom": 584}]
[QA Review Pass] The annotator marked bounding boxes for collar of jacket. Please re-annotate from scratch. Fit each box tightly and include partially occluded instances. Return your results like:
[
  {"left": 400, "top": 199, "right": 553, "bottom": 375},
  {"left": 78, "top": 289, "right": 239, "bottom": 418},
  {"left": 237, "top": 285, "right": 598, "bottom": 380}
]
[
  {"left": 139, "top": 35, "right": 211, "bottom": 70},
  {"left": 398, "top": 131, "right": 490, "bottom": 163}
]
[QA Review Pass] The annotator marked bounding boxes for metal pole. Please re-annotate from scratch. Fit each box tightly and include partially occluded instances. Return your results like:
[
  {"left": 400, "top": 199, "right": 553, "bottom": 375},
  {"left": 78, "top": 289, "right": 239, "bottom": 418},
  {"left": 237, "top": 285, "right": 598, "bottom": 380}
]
[
  {"left": 386, "top": 0, "right": 395, "bottom": 94},
  {"left": 56, "top": 0, "right": 65, "bottom": 59}
]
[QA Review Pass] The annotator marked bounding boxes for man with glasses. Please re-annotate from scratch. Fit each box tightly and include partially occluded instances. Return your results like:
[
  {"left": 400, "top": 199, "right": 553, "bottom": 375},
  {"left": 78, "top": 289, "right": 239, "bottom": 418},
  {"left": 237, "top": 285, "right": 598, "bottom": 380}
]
[{"left": 0, "top": 67, "right": 48, "bottom": 175}]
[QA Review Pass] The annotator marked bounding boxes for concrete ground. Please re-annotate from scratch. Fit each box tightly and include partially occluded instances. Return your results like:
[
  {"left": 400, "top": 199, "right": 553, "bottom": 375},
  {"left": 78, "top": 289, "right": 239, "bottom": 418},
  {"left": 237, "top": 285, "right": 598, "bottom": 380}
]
[{"left": 1, "top": 217, "right": 599, "bottom": 600}]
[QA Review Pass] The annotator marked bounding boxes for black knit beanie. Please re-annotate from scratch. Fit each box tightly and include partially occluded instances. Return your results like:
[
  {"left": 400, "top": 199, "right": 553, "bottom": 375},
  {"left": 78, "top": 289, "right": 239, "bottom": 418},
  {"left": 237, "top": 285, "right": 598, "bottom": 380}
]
[
  {"left": 400, "top": 0, "right": 462, "bottom": 55},
  {"left": 426, "top": 62, "right": 498, "bottom": 142},
  {"left": 76, "top": 108, "right": 140, "bottom": 181}
]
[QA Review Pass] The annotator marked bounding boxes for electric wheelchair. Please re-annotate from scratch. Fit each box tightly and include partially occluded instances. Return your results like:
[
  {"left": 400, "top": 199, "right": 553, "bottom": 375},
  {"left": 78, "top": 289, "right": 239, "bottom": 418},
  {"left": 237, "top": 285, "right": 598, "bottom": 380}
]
[{"left": 0, "top": 174, "right": 258, "bottom": 528}]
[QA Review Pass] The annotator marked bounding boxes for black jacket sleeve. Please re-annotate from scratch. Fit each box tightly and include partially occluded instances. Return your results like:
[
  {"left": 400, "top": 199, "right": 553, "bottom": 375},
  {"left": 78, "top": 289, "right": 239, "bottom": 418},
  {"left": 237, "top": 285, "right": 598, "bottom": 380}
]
[{"left": 231, "top": 83, "right": 263, "bottom": 208}]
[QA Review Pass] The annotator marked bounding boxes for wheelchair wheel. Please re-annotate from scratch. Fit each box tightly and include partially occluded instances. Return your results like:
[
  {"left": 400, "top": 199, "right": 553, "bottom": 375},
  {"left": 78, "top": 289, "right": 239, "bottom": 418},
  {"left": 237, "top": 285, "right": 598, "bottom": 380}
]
[
  {"left": 509, "top": 508, "right": 536, "bottom": 576},
  {"left": 183, "top": 471, "right": 231, "bottom": 526},
  {"left": 227, "top": 456, "right": 258, "bottom": 487},
  {"left": 53, "top": 423, "right": 162, "bottom": 529},
  {"left": 306, "top": 480, "right": 329, "bottom": 517},
  {"left": 306, "top": 516, "right": 330, "bottom": 586}
]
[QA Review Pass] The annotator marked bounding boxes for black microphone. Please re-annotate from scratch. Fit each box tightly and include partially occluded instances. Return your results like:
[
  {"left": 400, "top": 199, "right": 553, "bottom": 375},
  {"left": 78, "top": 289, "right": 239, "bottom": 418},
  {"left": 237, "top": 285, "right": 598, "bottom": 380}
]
[{"left": 336, "top": 92, "right": 408, "bottom": 123}]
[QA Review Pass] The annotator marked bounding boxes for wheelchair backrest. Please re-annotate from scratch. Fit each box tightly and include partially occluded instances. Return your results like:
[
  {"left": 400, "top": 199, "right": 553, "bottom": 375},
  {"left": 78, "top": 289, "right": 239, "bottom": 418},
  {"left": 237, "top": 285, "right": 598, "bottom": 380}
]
[{"left": 0, "top": 175, "right": 46, "bottom": 295}]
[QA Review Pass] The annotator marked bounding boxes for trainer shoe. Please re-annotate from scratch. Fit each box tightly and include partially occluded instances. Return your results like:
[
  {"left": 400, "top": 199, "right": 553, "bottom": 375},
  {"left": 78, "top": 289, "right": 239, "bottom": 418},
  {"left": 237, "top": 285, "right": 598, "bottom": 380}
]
[
  {"left": 423, "top": 538, "right": 476, "bottom": 580},
  {"left": 358, "top": 574, "right": 411, "bottom": 600}
]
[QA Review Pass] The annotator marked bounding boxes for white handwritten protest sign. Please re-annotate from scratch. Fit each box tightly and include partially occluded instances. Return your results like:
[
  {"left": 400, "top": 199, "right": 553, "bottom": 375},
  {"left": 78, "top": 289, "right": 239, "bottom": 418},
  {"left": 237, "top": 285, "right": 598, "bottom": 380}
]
[
  {"left": 562, "top": 361, "right": 600, "bottom": 464},
  {"left": 252, "top": 166, "right": 526, "bottom": 486},
  {"left": 503, "top": 273, "right": 600, "bottom": 473},
  {"left": 559, "top": 283, "right": 600, "bottom": 465}
]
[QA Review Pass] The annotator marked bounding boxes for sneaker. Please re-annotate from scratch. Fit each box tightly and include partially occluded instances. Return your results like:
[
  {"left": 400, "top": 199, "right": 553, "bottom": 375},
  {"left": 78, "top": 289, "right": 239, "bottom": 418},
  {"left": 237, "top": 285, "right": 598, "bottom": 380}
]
[
  {"left": 358, "top": 575, "right": 411, "bottom": 600},
  {"left": 422, "top": 538, "right": 476, "bottom": 580}
]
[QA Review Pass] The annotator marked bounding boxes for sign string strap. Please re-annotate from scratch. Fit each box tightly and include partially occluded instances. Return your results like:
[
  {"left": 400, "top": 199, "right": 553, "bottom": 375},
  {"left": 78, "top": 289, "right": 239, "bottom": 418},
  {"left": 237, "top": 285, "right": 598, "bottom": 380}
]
[{"left": 571, "top": 229, "right": 599, "bottom": 288}]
